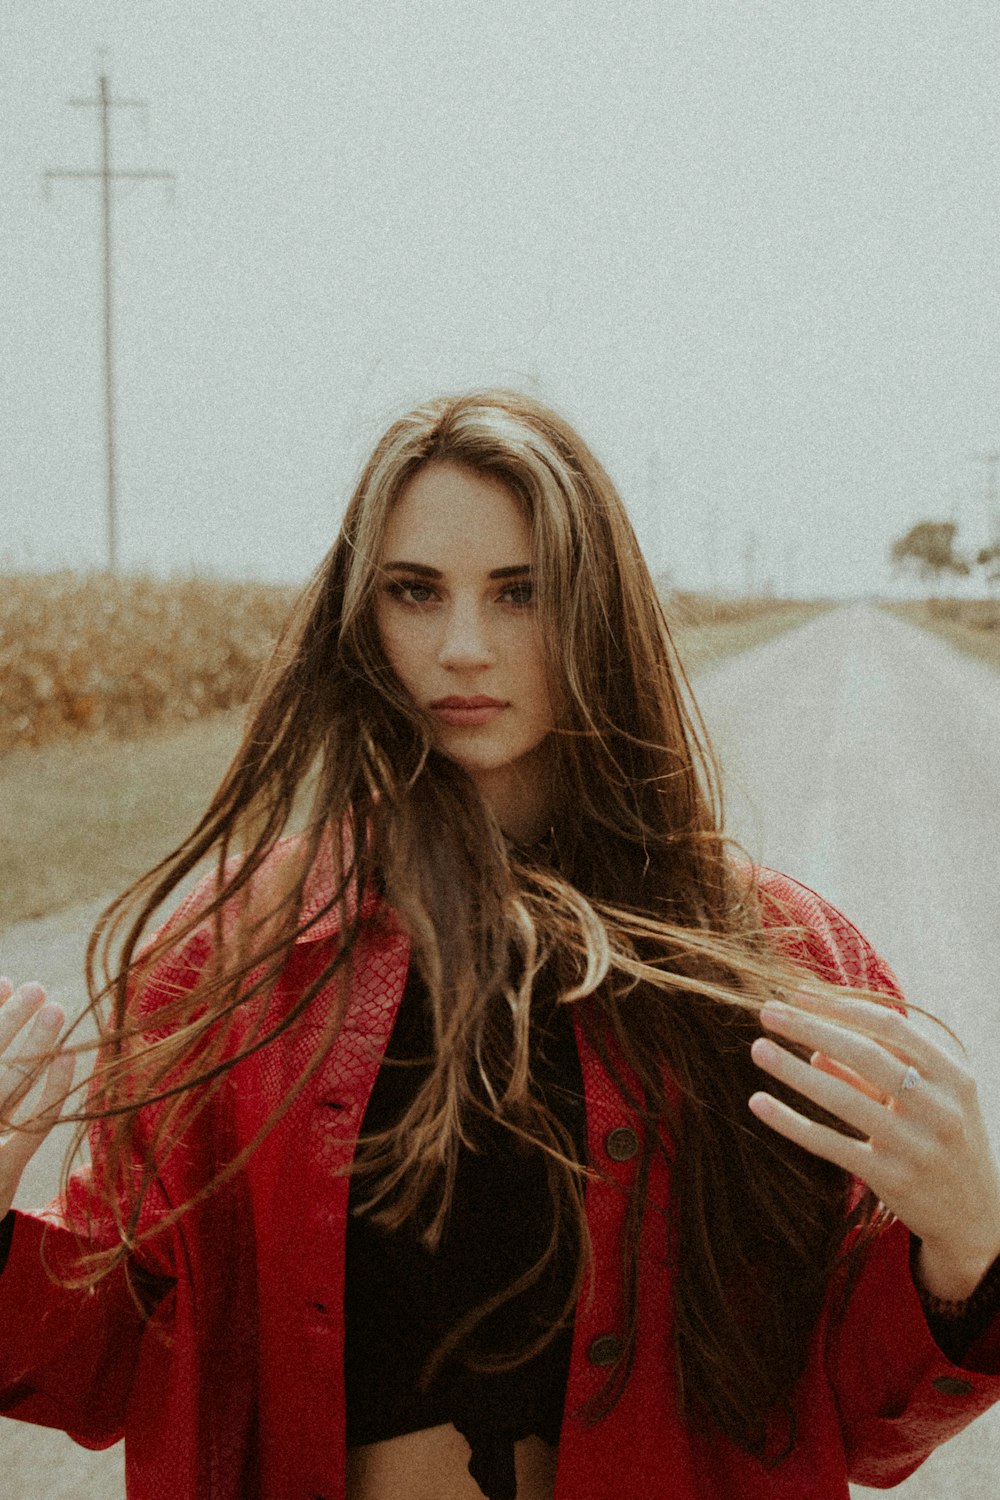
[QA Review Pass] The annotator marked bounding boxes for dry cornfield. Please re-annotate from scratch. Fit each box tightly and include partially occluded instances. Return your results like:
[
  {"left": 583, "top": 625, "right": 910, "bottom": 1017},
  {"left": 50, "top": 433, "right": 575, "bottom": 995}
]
[
  {"left": 661, "top": 590, "right": 805, "bottom": 628},
  {"left": 0, "top": 571, "right": 806, "bottom": 755},
  {"left": 0, "top": 572, "right": 298, "bottom": 754}
]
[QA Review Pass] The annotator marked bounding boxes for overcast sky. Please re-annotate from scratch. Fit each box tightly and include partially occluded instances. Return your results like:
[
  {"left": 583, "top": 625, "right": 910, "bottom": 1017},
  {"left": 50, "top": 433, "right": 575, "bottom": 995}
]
[{"left": 4, "top": 1, "right": 1000, "bottom": 596}]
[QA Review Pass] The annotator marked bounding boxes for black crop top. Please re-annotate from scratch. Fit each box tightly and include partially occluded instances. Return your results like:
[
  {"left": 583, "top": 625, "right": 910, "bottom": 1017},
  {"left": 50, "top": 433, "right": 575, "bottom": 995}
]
[{"left": 344, "top": 962, "right": 588, "bottom": 1500}]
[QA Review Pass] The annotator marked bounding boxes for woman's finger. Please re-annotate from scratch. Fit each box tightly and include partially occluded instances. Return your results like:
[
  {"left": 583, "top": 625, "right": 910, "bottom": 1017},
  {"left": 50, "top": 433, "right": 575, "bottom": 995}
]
[
  {"left": 751, "top": 1030, "right": 957, "bottom": 1145},
  {"left": 808, "top": 1049, "right": 885, "bottom": 1103},
  {"left": 0, "top": 1045, "right": 76, "bottom": 1218},
  {"left": 759, "top": 996, "right": 963, "bottom": 1104},
  {"left": 747, "top": 1085, "right": 875, "bottom": 1179},
  {"left": 27, "top": 1048, "right": 76, "bottom": 1133},
  {"left": 781, "top": 987, "right": 967, "bottom": 1078},
  {"left": 0, "top": 1000, "right": 65, "bottom": 1116},
  {"left": 0, "top": 981, "right": 49, "bottom": 1061},
  {"left": 750, "top": 1035, "right": 906, "bottom": 1143}
]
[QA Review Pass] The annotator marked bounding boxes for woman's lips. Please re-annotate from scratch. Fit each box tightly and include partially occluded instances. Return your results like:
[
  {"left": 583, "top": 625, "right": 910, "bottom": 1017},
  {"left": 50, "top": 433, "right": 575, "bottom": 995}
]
[
  {"left": 430, "top": 698, "right": 508, "bottom": 727},
  {"left": 431, "top": 705, "right": 508, "bottom": 727}
]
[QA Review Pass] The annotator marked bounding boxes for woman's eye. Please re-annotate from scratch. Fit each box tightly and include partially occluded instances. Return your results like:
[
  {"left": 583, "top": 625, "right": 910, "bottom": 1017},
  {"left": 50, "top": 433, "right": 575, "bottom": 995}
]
[
  {"left": 502, "top": 582, "right": 533, "bottom": 606},
  {"left": 387, "top": 580, "right": 436, "bottom": 605}
]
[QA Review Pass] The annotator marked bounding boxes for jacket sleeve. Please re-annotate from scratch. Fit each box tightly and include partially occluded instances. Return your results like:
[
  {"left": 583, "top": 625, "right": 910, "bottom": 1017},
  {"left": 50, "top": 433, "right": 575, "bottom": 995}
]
[
  {"left": 828, "top": 1216, "right": 1000, "bottom": 1487},
  {"left": 0, "top": 839, "right": 343, "bottom": 1453},
  {"left": 754, "top": 868, "right": 1000, "bottom": 1483},
  {"left": 0, "top": 898, "right": 218, "bottom": 1447},
  {"left": 0, "top": 1199, "right": 175, "bottom": 1448}
]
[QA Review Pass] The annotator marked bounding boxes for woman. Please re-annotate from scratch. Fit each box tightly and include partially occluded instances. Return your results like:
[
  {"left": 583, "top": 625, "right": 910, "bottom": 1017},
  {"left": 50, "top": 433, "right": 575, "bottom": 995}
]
[{"left": 1, "top": 388, "right": 999, "bottom": 1500}]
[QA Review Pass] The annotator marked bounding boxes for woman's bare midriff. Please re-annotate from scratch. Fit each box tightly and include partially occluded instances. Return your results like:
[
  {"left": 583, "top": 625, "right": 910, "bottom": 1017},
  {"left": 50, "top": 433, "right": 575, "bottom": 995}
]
[{"left": 346, "top": 1423, "right": 559, "bottom": 1500}]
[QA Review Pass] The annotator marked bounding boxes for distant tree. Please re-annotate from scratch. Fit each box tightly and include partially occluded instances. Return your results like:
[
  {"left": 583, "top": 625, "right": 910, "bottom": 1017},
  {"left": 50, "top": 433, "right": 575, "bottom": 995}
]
[
  {"left": 890, "top": 521, "right": 970, "bottom": 593},
  {"left": 976, "top": 543, "right": 1000, "bottom": 594}
]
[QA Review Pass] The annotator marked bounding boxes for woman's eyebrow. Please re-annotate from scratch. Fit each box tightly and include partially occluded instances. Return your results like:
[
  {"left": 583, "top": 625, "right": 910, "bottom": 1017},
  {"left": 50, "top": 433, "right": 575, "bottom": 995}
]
[{"left": 383, "top": 561, "right": 532, "bottom": 580}]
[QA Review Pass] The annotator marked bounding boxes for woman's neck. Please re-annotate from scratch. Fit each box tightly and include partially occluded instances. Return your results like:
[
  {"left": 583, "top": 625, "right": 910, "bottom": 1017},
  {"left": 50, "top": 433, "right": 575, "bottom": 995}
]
[{"left": 473, "top": 739, "right": 555, "bottom": 846}]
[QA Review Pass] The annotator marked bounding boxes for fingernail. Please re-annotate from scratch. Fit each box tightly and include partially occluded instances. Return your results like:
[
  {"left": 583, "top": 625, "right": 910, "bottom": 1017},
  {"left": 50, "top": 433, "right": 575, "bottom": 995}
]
[
  {"left": 20, "top": 983, "right": 45, "bottom": 1005},
  {"left": 38, "top": 1003, "right": 63, "bottom": 1027}
]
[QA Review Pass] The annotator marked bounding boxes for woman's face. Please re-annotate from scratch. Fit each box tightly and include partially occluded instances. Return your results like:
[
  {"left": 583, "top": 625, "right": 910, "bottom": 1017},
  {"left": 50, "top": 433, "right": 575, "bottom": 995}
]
[{"left": 374, "top": 460, "right": 555, "bottom": 842}]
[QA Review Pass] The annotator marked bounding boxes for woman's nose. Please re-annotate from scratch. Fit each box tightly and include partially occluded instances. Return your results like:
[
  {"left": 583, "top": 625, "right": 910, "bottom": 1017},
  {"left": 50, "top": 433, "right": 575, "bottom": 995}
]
[{"left": 437, "top": 604, "right": 495, "bottom": 670}]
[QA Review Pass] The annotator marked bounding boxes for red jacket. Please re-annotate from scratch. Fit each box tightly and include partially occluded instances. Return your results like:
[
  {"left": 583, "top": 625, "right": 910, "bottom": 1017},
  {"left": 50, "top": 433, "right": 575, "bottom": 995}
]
[{"left": 2, "top": 839, "right": 999, "bottom": 1498}]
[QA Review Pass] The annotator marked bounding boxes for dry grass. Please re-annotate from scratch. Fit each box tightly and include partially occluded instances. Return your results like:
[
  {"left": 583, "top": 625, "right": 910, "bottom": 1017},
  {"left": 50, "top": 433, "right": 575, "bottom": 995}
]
[
  {"left": 664, "top": 598, "right": 830, "bottom": 673},
  {"left": 0, "top": 709, "right": 246, "bottom": 927},
  {"left": 0, "top": 573, "right": 824, "bottom": 927},
  {"left": 881, "top": 598, "right": 1000, "bottom": 674},
  {"left": 0, "top": 571, "right": 297, "bottom": 754},
  {"left": 661, "top": 589, "right": 808, "bottom": 627}
]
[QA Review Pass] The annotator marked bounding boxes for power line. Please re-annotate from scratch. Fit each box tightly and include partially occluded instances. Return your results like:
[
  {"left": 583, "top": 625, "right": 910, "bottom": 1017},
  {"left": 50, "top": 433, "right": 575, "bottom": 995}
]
[{"left": 43, "top": 71, "right": 175, "bottom": 572}]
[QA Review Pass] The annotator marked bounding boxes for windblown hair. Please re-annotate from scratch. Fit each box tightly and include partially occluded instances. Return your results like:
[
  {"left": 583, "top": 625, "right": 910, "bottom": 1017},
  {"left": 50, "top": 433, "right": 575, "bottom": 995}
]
[{"left": 21, "top": 389, "right": 900, "bottom": 1460}]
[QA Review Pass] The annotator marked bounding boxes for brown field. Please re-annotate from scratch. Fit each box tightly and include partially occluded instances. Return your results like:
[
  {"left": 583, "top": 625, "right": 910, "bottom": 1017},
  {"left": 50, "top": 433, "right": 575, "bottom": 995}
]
[
  {"left": 0, "top": 570, "right": 297, "bottom": 754},
  {"left": 0, "top": 573, "right": 825, "bottom": 927},
  {"left": 661, "top": 594, "right": 830, "bottom": 672},
  {"left": 881, "top": 598, "right": 1000, "bottom": 674}
]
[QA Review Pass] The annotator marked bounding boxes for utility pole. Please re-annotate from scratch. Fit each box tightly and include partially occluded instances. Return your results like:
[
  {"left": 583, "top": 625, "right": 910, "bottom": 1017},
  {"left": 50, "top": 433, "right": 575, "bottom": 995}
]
[
  {"left": 783, "top": 535, "right": 797, "bottom": 600},
  {"left": 971, "top": 451, "right": 1000, "bottom": 549},
  {"left": 43, "top": 71, "right": 174, "bottom": 572},
  {"left": 741, "top": 528, "right": 758, "bottom": 597},
  {"left": 700, "top": 487, "right": 721, "bottom": 595}
]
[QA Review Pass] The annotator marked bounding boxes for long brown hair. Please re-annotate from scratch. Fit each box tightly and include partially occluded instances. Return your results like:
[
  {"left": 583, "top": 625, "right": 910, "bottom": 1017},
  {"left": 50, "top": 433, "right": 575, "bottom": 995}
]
[{"left": 24, "top": 389, "right": 897, "bottom": 1460}]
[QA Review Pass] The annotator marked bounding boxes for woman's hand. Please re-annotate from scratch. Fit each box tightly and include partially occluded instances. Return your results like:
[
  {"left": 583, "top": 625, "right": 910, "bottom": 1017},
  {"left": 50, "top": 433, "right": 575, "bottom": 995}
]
[
  {"left": 748, "top": 988, "right": 1000, "bottom": 1302},
  {"left": 0, "top": 978, "right": 76, "bottom": 1221}
]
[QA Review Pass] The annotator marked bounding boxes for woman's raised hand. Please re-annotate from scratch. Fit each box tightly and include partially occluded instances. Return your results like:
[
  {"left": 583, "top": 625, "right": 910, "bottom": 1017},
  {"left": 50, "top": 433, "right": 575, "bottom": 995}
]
[
  {"left": 748, "top": 987, "right": 1000, "bottom": 1303},
  {"left": 0, "top": 978, "right": 76, "bottom": 1221}
]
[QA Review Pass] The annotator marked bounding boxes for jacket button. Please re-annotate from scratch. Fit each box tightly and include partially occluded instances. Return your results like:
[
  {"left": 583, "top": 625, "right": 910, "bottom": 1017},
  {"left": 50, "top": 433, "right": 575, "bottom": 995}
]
[
  {"left": 932, "top": 1375, "right": 974, "bottom": 1396},
  {"left": 587, "top": 1334, "right": 623, "bottom": 1366},
  {"left": 605, "top": 1126, "right": 639, "bottom": 1162}
]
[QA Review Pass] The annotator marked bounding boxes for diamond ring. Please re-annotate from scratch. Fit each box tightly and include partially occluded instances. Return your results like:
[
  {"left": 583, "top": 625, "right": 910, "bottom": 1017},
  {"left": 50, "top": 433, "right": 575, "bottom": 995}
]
[{"left": 900, "top": 1064, "right": 921, "bottom": 1092}]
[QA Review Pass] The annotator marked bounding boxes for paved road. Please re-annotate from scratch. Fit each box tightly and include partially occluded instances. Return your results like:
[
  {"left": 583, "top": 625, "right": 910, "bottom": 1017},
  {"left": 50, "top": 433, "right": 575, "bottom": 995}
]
[
  {"left": 1, "top": 602, "right": 998, "bottom": 1496},
  {"left": 694, "top": 602, "right": 1000, "bottom": 1500}
]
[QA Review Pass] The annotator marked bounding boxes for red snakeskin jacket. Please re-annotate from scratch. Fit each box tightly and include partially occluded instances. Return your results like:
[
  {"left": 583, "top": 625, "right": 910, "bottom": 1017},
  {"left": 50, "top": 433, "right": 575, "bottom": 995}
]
[{"left": 1, "top": 835, "right": 999, "bottom": 1498}]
